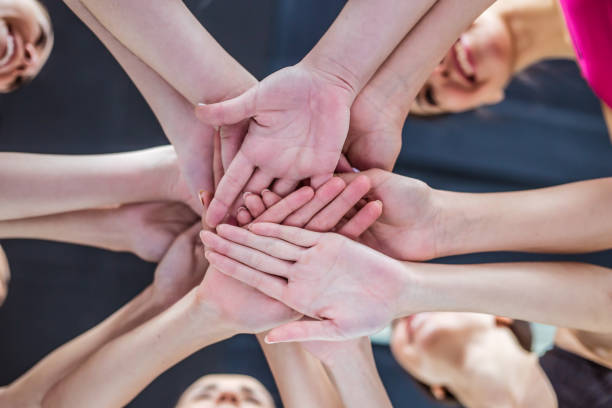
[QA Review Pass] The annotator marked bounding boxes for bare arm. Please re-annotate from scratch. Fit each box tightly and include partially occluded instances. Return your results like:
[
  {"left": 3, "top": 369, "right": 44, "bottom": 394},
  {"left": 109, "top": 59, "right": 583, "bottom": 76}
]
[
  {"left": 0, "top": 146, "right": 185, "bottom": 220},
  {"left": 63, "top": 0, "right": 257, "bottom": 195},
  {"left": 354, "top": 0, "right": 495, "bottom": 122},
  {"left": 405, "top": 261, "right": 612, "bottom": 332},
  {"left": 435, "top": 177, "right": 612, "bottom": 256},
  {"left": 303, "top": 339, "right": 392, "bottom": 408},
  {"left": 257, "top": 334, "right": 343, "bottom": 408},
  {"left": 0, "top": 201, "right": 197, "bottom": 262},
  {"left": 3, "top": 286, "right": 164, "bottom": 407}
]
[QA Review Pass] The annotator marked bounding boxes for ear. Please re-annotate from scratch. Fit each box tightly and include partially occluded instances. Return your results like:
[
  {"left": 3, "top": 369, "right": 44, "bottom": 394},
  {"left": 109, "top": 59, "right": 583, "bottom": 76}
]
[
  {"left": 495, "top": 316, "right": 513, "bottom": 327},
  {"left": 431, "top": 385, "right": 447, "bottom": 400}
]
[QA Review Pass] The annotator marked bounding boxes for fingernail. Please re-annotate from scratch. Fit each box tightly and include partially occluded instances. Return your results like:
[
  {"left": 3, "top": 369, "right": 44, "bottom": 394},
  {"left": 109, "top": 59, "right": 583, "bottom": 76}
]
[
  {"left": 352, "top": 167, "right": 360, "bottom": 173},
  {"left": 262, "top": 189, "right": 271, "bottom": 195},
  {"left": 375, "top": 200, "right": 383, "bottom": 206},
  {"left": 243, "top": 191, "right": 252, "bottom": 200},
  {"left": 264, "top": 335, "right": 276, "bottom": 344},
  {"left": 197, "top": 102, "right": 206, "bottom": 107}
]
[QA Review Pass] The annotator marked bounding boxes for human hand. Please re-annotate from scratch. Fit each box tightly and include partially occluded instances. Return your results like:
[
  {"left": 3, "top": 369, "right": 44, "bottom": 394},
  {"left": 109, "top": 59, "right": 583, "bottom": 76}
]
[
  {"left": 151, "top": 223, "right": 207, "bottom": 307},
  {"left": 345, "top": 86, "right": 404, "bottom": 171},
  {"left": 339, "top": 169, "right": 440, "bottom": 261},
  {"left": 195, "top": 63, "right": 356, "bottom": 227},
  {"left": 112, "top": 201, "right": 198, "bottom": 262},
  {"left": 236, "top": 175, "right": 382, "bottom": 239},
  {"left": 201, "top": 223, "right": 407, "bottom": 342}
]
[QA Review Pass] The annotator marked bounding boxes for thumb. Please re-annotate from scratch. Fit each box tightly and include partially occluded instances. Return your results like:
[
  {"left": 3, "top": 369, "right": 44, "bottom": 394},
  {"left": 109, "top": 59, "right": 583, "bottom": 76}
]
[
  {"left": 265, "top": 320, "right": 344, "bottom": 343},
  {"left": 195, "top": 85, "right": 259, "bottom": 126}
]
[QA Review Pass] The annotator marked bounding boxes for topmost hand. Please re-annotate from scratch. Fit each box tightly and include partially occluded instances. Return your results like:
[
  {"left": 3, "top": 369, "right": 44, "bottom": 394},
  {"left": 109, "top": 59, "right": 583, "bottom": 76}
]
[{"left": 196, "top": 63, "right": 356, "bottom": 227}]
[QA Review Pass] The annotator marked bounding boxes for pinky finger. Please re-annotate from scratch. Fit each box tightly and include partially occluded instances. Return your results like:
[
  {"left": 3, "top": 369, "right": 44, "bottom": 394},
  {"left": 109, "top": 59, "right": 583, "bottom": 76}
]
[
  {"left": 236, "top": 207, "right": 253, "bottom": 226},
  {"left": 337, "top": 201, "right": 383, "bottom": 239}
]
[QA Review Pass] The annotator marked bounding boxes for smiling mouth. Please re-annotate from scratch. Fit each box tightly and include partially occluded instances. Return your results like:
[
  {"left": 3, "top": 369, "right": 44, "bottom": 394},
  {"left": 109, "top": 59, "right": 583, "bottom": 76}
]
[{"left": 451, "top": 39, "right": 476, "bottom": 84}]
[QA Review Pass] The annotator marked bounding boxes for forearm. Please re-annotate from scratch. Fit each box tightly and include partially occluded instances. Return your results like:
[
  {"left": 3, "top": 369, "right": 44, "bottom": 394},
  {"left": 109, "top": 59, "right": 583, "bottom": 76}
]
[
  {"left": 256, "top": 334, "right": 342, "bottom": 408},
  {"left": 0, "top": 209, "right": 131, "bottom": 254},
  {"left": 6, "top": 286, "right": 164, "bottom": 406},
  {"left": 302, "top": 0, "right": 437, "bottom": 97},
  {"left": 357, "top": 0, "right": 495, "bottom": 118},
  {"left": 322, "top": 339, "right": 392, "bottom": 408},
  {"left": 42, "top": 289, "right": 231, "bottom": 408},
  {"left": 0, "top": 147, "right": 175, "bottom": 220},
  {"left": 404, "top": 261, "right": 612, "bottom": 331},
  {"left": 433, "top": 177, "right": 612, "bottom": 256},
  {"left": 74, "top": 0, "right": 256, "bottom": 105}
]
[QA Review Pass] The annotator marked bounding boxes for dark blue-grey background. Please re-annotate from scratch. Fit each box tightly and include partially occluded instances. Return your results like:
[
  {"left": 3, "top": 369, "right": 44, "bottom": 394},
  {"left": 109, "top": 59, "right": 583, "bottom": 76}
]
[{"left": 1, "top": 1, "right": 611, "bottom": 407}]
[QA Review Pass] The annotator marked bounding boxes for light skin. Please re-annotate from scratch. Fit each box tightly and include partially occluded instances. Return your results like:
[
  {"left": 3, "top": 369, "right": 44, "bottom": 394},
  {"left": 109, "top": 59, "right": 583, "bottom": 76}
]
[
  {"left": 390, "top": 313, "right": 557, "bottom": 408},
  {"left": 338, "top": 169, "right": 612, "bottom": 260},
  {"left": 0, "top": 201, "right": 198, "bottom": 262},
  {"left": 0, "top": 146, "right": 196, "bottom": 221},
  {"left": 238, "top": 180, "right": 390, "bottom": 408},
  {"left": 197, "top": 0, "right": 501, "bottom": 226},
  {"left": 1, "top": 223, "right": 206, "bottom": 407},
  {"left": 0, "top": 0, "right": 53, "bottom": 92},
  {"left": 20, "top": 156, "right": 382, "bottom": 407},
  {"left": 202, "top": 222, "right": 612, "bottom": 342},
  {"left": 175, "top": 374, "right": 275, "bottom": 408},
  {"left": 410, "top": 0, "right": 579, "bottom": 115}
]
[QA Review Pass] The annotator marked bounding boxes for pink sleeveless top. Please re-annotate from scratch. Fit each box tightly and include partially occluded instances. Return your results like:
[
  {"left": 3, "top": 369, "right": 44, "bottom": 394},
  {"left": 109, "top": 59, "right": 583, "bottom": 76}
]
[{"left": 559, "top": 0, "right": 612, "bottom": 108}]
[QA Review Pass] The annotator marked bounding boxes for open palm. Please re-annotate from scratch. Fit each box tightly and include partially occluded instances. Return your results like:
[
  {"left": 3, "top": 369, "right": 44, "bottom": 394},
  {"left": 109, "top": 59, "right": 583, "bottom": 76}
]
[{"left": 196, "top": 64, "right": 354, "bottom": 227}]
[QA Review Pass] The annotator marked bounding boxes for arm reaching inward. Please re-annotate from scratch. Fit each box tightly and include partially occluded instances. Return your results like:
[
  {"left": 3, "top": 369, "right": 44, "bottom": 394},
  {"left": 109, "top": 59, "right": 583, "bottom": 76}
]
[
  {"left": 0, "top": 146, "right": 193, "bottom": 220},
  {"left": 203, "top": 223, "right": 612, "bottom": 341},
  {"left": 0, "top": 201, "right": 198, "bottom": 262},
  {"left": 1, "top": 224, "right": 205, "bottom": 407},
  {"left": 66, "top": 0, "right": 257, "bottom": 193},
  {"left": 337, "top": 170, "right": 612, "bottom": 260},
  {"left": 346, "top": 0, "right": 495, "bottom": 171}
]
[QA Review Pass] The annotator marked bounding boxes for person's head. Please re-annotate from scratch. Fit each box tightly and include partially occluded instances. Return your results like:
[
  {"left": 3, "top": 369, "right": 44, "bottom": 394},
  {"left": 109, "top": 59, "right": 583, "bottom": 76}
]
[
  {"left": 0, "top": 245, "right": 10, "bottom": 307},
  {"left": 0, "top": 0, "right": 53, "bottom": 93},
  {"left": 175, "top": 374, "right": 275, "bottom": 408},
  {"left": 411, "top": 4, "right": 514, "bottom": 115},
  {"left": 390, "top": 312, "right": 543, "bottom": 407}
]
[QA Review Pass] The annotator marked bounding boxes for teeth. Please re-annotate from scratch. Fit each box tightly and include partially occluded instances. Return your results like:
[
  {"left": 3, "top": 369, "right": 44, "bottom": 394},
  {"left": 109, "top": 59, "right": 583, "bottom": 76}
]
[
  {"left": 0, "top": 34, "right": 15, "bottom": 67},
  {"left": 454, "top": 42, "right": 474, "bottom": 77}
]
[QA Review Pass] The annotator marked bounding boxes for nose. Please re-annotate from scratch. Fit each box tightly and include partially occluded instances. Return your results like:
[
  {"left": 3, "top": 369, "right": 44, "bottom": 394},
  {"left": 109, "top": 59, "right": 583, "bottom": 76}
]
[
  {"left": 21, "top": 43, "right": 39, "bottom": 69},
  {"left": 216, "top": 391, "right": 240, "bottom": 405}
]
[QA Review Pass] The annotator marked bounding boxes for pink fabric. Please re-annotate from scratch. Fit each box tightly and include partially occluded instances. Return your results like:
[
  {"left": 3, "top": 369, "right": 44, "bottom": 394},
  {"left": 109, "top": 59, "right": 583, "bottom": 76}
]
[{"left": 559, "top": 0, "right": 612, "bottom": 108}]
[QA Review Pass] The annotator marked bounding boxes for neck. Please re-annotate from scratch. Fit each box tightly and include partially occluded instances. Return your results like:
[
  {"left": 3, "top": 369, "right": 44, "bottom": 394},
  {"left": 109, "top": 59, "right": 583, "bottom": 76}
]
[
  {"left": 497, "top": 0, "right": 575, "bottom": 73},
  {"left": 455, "top": 330, "right": 556, "bottom": 408}
]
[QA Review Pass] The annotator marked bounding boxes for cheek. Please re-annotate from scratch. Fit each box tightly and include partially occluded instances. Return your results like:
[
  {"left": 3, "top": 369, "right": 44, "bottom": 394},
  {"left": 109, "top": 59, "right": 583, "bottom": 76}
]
[{"left": 437, "top": 86, "right": 488, "bottom": 112}]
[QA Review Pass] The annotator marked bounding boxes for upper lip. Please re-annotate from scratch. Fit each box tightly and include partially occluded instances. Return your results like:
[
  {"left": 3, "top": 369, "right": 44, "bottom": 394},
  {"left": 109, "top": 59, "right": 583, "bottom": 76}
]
[{"left": 450, "top": 38, "right": 476, "bottom": 85}]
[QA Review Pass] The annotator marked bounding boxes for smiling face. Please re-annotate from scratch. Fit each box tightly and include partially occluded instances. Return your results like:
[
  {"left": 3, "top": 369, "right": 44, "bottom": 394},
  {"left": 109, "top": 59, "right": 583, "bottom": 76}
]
[
  {"left": 390, "top": 313, "right": 530, "bottom": 405},
  {"left": 412, "top": 8, "right": 514, "bottom": 115},
  {"left": 176, "top": 374, "right": 275, "bottom": 408},
  {"left": 0, "top": 0, "right": 53, "bottom": 93}
]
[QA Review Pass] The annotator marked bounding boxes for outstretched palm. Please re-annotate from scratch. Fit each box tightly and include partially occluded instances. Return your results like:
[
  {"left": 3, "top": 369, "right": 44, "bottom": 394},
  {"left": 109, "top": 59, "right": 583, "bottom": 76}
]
[{"left": 196, "top": 64, "right": 354, "bottom": 226}]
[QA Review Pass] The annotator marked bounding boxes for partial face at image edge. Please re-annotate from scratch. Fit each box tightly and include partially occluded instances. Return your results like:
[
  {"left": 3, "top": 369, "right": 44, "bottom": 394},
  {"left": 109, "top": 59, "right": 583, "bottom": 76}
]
[
  {"left": 411, "top": 7, "right": 514, "bottom": 115},
  {"left": 175, "top": 374, "right": 275, "bottom": 408},
  {"left": 0, "top": 0, "right": 53, "bottom": 93}
]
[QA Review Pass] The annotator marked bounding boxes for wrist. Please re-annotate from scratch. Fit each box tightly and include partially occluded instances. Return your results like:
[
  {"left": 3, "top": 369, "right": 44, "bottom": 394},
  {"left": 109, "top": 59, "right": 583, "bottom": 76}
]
[
  {"left": 319, "top": 338, "right": 372, "bottom": 369},
  {"left": 298, "top": 57, "right": 360, "bottom": 103},
  {"left": 393, "top": 261, "right": 432, "bottom": 319}
]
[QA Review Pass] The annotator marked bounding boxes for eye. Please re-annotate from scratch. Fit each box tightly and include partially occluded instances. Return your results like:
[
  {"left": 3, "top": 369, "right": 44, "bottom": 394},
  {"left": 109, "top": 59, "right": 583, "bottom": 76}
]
[
  {"left": 244, "top": 396, "right": 262, "bottom": 405},
  {"left": 35, "top": 27, "right": 47, "bottom": 48},
  {"left": 424, "top": 85, "right": 437, "bottom": 106}
]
